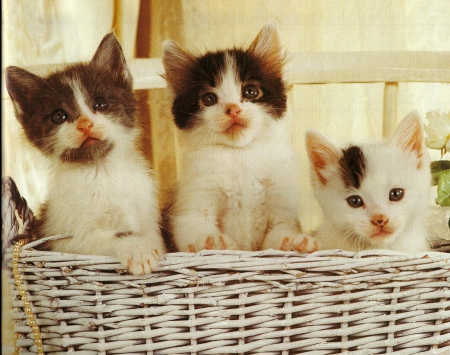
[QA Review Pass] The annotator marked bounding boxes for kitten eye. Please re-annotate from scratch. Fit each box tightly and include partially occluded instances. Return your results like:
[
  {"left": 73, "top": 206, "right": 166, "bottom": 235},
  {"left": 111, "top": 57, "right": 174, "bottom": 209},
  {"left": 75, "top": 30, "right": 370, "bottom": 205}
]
[
  {"left": 242, "top": 85, "right": 260, "bottom": 100},
  {"left": 347, "top": 195, "right": 364, "bottom": 208},
  {"left": 51, "top": 109, "right": 68, "bottom": 124},
  {"left": 93, "top": 97, "right": 108, "bottom": 111},
  {"left": 201, "top": 92, "right": 218, "bottom": 107},
  {"left": 389, "top": 188, "right": 404, "bottom": 202}
]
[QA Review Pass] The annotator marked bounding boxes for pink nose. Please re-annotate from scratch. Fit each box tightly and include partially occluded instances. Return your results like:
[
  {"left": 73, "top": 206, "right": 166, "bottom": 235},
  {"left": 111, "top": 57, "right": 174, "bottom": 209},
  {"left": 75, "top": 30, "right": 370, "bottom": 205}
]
[
  {"left": 225, "top": 104, "right": 241, "bottom": 118},
  {"left": 77, "top": 117, "right": 94, "bottom": 134},
  {"left": 371, "top": 214, "right": 389, "bottom": 227}
]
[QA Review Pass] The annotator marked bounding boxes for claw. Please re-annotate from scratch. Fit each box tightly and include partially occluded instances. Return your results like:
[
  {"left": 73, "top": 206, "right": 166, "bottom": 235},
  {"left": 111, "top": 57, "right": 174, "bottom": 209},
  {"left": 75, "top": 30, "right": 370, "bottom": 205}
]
[
  {"left": 204, "top": 236, "right": 215, "bottom": 249},
  {"left": 280, "top": 237, "right": 290, "bottom": 251},
  {"left": 219, "top": 235, "right": 227, "bottom": 249},
  {"left": 296, "top": 237, "right": 308, "bottom": 252}
]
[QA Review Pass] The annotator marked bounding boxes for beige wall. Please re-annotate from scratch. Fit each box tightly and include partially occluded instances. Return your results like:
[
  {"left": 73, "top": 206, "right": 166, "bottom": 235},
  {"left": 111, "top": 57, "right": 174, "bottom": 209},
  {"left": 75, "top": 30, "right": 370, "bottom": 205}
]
[{"left": 2, "top": 0, "right": 450, "bottom": 351}]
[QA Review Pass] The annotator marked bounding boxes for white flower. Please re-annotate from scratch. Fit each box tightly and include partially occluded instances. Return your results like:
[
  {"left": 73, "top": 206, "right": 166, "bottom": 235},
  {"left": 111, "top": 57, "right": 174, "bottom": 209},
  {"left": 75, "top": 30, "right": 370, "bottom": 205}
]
[{"left": 424, "top": 111, "right": 450, "bottom": 155}]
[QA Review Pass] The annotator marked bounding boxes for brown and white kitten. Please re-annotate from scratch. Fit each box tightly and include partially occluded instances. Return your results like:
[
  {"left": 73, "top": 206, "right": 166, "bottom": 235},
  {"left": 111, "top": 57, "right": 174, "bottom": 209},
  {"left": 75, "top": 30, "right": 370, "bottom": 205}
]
[
  {"left": 162, "top": 25, "right": 318, "bottom": 253},
  {"left": 306, "top": 112, "right": 431, "bottom": 253},
  {"left": 5, "top": 33, "right": 165, "bottom": 274}
]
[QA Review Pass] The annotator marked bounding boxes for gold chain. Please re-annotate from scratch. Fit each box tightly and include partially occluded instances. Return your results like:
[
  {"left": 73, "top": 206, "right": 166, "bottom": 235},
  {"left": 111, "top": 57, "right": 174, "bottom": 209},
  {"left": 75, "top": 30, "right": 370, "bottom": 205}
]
[{"left": 12, "top": 239, "right": 45, "bottom": 355}]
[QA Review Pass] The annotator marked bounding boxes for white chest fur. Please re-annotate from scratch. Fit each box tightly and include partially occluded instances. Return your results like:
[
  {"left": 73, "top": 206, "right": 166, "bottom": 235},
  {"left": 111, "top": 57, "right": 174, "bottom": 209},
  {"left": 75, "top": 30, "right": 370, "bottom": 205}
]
[
  {"left": 173, "top": 135, "right": 302, "bottom": 251},
  {"left": 44, "top": 145, "right": 160, "bottom": 256}
]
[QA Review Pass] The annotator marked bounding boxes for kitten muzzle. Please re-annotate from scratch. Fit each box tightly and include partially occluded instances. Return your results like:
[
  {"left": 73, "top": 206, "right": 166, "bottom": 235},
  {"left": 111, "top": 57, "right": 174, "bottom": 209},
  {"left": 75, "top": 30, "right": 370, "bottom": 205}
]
[
  {"left": 369, "top": 215, "right": 394, "bottom": 239},
  {"left": 223, "top": 116, "right": 248, "bottom": 134},
  {"left": 370, "top": 226, "right": 394, "bottom": 239},
  {"left": 81, "top": 136, "right": 101, "bottom": 148}
]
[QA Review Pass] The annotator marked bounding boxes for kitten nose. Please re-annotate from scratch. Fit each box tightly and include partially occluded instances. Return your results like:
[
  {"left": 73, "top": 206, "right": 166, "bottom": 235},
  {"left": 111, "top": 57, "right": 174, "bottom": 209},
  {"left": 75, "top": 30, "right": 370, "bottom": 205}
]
[
  {"left": 371, "top": 214, "right": 389, "bottom": 227},
  {"left": 225, "top": 104, "right": 241, "bottom": 118},
  {"left": 77, "top": 117, "right": 94, "bottom": 134}
]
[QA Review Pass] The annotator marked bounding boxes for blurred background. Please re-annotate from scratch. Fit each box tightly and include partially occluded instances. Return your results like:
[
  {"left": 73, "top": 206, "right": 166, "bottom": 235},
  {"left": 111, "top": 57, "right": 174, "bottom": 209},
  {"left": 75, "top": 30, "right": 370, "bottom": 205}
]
[{"left": 2, "top": 0, "right": 450, "bottom": 351}]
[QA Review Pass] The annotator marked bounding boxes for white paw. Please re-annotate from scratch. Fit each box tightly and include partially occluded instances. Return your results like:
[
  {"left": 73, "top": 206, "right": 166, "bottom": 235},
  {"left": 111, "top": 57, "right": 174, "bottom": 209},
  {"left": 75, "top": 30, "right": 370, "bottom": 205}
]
[
  {"left": 186, "top": 234, "right": 239, "bottom": 252},
  {"left": 279, "top": 234, "right": 319, "bottom": 253},
  {"left": 120, "top": 244, "right": 163, "bottom": 275},
  {"left": 114, "top": 233, "right": 165, "bottom": 275}
]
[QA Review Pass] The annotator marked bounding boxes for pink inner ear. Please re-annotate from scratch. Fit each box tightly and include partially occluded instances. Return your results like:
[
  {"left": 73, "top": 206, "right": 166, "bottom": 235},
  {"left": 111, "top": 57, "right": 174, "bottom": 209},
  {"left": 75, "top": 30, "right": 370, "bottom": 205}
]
[
  {"left": 307, "top": 132, "right": 341, "bottom": 187},
  {"left": 312, "top": 153, "right": 329, "bottom": 186},
  {"left": 393, "top": 113, "right": 424, "bottom": 160},
  {"left": 404, "top": 127, "right": 426, "bottom": 170},
  {"left": 403, "top": 126, "right": 424, "bottom": 168},
  {"left": 410, "top": 130, "right": 423, "bottom": 156}
]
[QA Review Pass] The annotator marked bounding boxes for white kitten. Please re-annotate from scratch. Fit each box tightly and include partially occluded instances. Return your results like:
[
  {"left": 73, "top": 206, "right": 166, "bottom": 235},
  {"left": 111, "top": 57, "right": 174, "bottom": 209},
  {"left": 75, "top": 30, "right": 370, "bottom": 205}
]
[
  {"left": 306, "top": 111, "right": 431, "bottom": 253},
  {"left": 162, "top": 25, "right": 318, "bottom": 253},
  {"left": 5, "top": 34, "right": 166, "bottom": 274}
]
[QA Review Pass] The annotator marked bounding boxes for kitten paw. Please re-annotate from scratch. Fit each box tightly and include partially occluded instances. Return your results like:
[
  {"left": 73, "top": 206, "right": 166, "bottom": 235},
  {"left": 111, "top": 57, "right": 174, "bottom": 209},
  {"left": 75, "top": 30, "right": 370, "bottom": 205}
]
[
  {"left": 279, "top": 235, "right": 319, "bottom": 253},
  {"left": 187, "top": 234, "right": 239, "bottom": 252},
  {"left": 121, "top": 246, "right": 163, "bottom": 275},
  {"left": 116, "top": 238, "right": 164, "bottom": 275}
]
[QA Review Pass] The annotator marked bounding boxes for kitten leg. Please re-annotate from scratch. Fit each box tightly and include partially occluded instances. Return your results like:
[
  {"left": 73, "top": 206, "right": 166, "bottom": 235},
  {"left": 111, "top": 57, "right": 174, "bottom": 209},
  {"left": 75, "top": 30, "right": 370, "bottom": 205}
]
[
  {"left": 113, "top": 231, "right": 165, "bottom": 275},
  {"left": 262, "top": 222, "right": 319, "bottom": 253}
]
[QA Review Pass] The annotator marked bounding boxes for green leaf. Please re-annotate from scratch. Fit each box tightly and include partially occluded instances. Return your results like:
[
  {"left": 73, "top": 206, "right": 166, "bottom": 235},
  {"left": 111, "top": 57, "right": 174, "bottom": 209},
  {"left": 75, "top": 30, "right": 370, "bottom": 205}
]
[
  {"left": 437, "top": 169, "right": 450, "bottom": 206},
  {"left": 431, "top": 160, "right": 450, "bottom": 185}
]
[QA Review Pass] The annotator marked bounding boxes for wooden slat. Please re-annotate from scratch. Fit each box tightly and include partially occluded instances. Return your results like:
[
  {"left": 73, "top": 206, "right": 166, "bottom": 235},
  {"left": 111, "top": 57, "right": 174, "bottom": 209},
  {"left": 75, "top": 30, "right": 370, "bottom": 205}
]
[
  {"left": 285, "top": 51, "right": 450, "bottom": 85},
  {"left": 382, "top": 83, "right": 399, "bottom": 139}
]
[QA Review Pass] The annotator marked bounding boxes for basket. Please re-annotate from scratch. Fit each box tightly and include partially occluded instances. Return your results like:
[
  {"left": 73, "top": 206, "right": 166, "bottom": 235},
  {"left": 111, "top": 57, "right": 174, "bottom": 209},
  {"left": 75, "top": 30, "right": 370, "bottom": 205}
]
[{"left": 2, "top": 176, "right": 450, "bottom": 355}]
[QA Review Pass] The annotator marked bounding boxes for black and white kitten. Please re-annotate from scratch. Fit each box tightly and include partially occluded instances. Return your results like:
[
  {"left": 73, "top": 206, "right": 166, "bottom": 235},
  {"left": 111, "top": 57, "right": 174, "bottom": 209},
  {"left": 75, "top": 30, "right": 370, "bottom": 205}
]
[
  {"left": 306, "top": 112, "right": 431, "bottom": 253},
  {"left": 162, "top": 25, "right": 318, "bottom": 253},
  {"left": 5, "top": 33, "right": 165, "bottom": 274}
]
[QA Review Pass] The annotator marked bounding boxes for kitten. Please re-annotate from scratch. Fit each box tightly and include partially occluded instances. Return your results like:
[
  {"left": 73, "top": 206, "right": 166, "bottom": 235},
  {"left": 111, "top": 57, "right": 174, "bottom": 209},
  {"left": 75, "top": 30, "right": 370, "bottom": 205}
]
[
  {"left": 5, "top": 33, "right": 166, "bottom": 274},
  {"left": 306, "top": 111, "right": 431, "bottom": 253},
  {"left": 161, "top": 24, "right": 318, "bottom": 253}
]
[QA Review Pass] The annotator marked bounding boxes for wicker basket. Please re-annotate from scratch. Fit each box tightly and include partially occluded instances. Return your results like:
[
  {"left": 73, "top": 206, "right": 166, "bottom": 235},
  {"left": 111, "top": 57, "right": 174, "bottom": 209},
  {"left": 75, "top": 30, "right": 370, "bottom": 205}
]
[{"left": 2, "top": 176, "right": 450, "bottom": 355}]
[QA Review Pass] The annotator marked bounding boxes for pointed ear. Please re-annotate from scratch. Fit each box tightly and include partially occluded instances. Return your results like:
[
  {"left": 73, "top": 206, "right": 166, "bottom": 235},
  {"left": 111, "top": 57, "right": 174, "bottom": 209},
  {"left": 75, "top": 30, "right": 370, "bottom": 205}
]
[
  {"left": 248, "top": 24, "right": 284, "bottom": 73},
  {"left": 391, "top": 111, "right": 425, "bottom": 160},
  {"left": 5, "top": 66, "right": 43, "bottom": 121},
  {"left": 91, "top": 33, "right": 132, "bottom": 83},
  {"left": 306, "top": 130, "right": 342, "bottom": 186},
  {"left": 162, "top": 40, "right": 194, "bottom": 94}
]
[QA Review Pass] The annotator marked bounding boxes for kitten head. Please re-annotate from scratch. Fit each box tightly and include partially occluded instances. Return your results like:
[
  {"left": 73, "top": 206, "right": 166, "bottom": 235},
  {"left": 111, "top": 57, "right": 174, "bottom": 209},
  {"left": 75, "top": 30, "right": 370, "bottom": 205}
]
[
  {"left": 5, "top": 33, "right": 137, "bottom": 164},
  {"left": 306, "top": 111, "right": 430, "bottom": 249},
  {"left": 162, "top": 24, "right": 287, "bottom": 147}
]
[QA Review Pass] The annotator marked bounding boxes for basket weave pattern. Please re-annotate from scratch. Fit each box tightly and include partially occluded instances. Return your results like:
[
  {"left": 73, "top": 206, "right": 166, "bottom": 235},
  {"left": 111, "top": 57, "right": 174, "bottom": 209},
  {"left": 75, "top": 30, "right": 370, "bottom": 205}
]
[{"left": 2, "top": 177, "right": 450, "bottom": 354}]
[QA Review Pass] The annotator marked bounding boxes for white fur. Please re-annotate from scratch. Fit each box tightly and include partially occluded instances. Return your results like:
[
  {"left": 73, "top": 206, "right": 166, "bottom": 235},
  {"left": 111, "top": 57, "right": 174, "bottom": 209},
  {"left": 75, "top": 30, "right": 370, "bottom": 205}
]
[
  {"left": 44, "top": 80, "right": 165, "bottom": 274},
  {"left": 171, "top": 56, "right": 317, "bottom": 253},
  {"left": 307, "top": 113, "right": 431, "bottom": 253}
]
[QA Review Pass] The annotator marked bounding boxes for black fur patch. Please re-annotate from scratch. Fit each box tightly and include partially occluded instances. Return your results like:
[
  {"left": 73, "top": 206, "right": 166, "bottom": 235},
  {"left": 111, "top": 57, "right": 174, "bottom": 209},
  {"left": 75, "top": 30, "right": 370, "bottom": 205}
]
[
  {"left": 339, "top": 145, "right": 366, "bottom": 189},
  {"left": 61, "top": 140, "right": 114, "bottom": 164},
  {"left": 115, "top": 231, "right": 134, "bottom": 238},
  {"left": 233, "top": 49, "right": 286, "bottom": 118}
]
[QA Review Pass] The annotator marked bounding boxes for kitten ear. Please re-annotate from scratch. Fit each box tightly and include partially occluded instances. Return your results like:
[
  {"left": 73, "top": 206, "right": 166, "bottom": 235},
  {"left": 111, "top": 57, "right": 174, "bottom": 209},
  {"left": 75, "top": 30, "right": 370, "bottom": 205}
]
[
  {"left": 91, "top": 33, "right": 132, "bottom": 83},
  {"left": 391, "top": 111, "right": 425, "bottom": 160},
  {"left": 306, "top": 130, "right": 342, "bottom": 186},
  {"left": 162, "top": 40, "right": 194, "bottom": 94},
  {"left": 5, "top": 66, "right": 43, "bottom": 121},
  {"left": 248, "top": 24, "right": 284, "bottom": 73}
]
